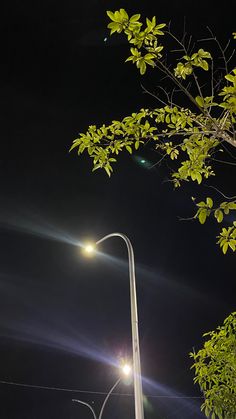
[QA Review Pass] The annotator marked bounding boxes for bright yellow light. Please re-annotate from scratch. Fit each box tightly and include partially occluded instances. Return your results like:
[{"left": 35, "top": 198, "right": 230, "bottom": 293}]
[
  {"left": 122, "top": 363, "right": 131, "bottom": 376},
  {"left": 82, "top": 242, "right": 96, "bottom": 257},
  {"left": 85, "top": 244, "right": 94, "bottom": 253}
]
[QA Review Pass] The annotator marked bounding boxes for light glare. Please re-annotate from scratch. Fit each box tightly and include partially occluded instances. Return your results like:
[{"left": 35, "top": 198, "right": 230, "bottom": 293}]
[
  {"left": 122, "top": 363, "right": 131, "bottom": 376},
  {"left": 85, "top": 244, "right": 95, "bottom": 253},
  {"left": 82, "top": 242, "right": 96, "bottom": 257}
]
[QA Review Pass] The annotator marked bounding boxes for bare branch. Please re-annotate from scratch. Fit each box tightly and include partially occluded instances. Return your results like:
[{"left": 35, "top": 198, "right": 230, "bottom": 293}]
[
  {"left": 178, "top": 215, "right": 195, "bottom": 221},
  {"left": 206, "top": 27, "right": 230, "bottom": 75},
  {"left": 140, "top": 83, "right": 169, "bottom": 107},
  {"left": 212, "top": 158, "right": 236, "bottom": 166},
  {"left": 204, "top": 185, "right": 236, "bottom": 200}
]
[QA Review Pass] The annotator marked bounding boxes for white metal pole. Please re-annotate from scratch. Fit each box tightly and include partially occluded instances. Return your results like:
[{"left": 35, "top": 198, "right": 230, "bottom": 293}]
[{"left": 96, "top": 233, "right": 144, "bottom": 419}]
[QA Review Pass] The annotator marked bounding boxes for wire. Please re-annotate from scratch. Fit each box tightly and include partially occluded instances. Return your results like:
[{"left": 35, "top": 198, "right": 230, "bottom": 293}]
[{"left": 0, "top": 380, "right": 203, "bottom": 399}]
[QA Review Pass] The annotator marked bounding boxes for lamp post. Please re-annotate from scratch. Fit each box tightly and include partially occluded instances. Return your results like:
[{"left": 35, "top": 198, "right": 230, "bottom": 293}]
[{"left": 84, "top": 233, "right": 144, "bottom": 419}]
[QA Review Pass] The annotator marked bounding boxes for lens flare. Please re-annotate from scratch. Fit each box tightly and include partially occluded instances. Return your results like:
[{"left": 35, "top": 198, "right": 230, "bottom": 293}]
[
  {"left": 0, "top": 210, "right": 81, "bottom": 247},
  {"left": 122, "top": 363, "right": 131, "bottom": 376}
]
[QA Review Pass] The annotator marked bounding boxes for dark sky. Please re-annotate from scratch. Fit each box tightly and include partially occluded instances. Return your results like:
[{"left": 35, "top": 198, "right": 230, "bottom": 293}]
[{"left": 0, "top": 1, "right": 235, "bottom": 418}]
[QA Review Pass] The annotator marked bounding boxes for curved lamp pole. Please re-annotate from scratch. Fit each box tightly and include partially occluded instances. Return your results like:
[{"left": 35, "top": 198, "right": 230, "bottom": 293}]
[
  {"left": 72, "top": 376, "right": 123, "bottom": 419},
  {"left": 72, "top": 399, "right": 97, "bottom": 419},
  {"left": 87, "top": 232, "right": 144, "bottom": 419},
  {"left": 98, "top": 377, "right": 121, "bottom": 419}
]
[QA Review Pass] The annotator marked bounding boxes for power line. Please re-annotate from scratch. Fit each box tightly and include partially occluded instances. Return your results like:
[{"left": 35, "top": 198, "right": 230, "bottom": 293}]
[{"left": 0, "top": 380, "right": 203, "bottom": 399}]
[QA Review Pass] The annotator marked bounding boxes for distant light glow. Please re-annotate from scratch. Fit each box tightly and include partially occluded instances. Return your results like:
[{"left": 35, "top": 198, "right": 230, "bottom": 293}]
[{"left": 133, "top": 155, "right": 153, "bottom": 169}]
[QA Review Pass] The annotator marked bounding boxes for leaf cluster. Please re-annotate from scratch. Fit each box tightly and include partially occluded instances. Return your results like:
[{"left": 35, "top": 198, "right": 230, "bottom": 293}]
[
  {"left": 174, "top": 49, "right": 212, "bottom": 79},
  {"left": 107, "top": 9, "right": 166, "bottom": 75},
  {"left": 192, "top": 197, "right": 236, "bottom": 252},
  {"left": 190, "top": 312, "right": 236, "bottom": 418}
]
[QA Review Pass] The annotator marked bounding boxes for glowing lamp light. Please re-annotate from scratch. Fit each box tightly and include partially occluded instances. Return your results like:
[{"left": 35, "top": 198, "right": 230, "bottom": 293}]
[
  {"left": 122, "top": 363, "right": 132, "bottom": 376},
  {"left": 85, "top": 244, "right": 94, "bottom": 253},
  {"left": 82, "top": 243, "right": 96, "bottom": 256}
]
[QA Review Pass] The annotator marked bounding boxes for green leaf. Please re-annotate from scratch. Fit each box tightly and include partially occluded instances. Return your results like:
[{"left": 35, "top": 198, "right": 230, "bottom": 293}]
[
  {"left": 119, "top": 8, "right": 128, "bottom": 20},
  {"left": 125, "top": 55, "right": 135, "bottom": 63},
  {"left": 69, "top": 141, "right": 80, "bottom": 152},
  {"left": 206, "top": 197, "right": 213, "bottom": 208},
  {"left": 197, "top": 201, "right": 206, "bottom": 208},
  {"left": 200, "top": 60, "right": 209, "bottom": 71},
  {"left": 135, "top": 140, "right": 140, "bottom": 150},
  {"left": 195, "top": 96, "right": 204, "bottom": 107},
  {"left": 144, "top": 53, "right": 156, "bottom": 61},
  {"left": 104, "top": 165, "right": 112, "bottom": 176},
  {"left": 139, "top": 60, "right": 147, "bottom": 75},
  {"left": 196, "top": 172, "right": 202, "bottom": 184},
  {"left": 214, "top": 209, "right": 223, "bottom": 223},
  {"left": 126, "top": 145, "right": 132, "bottom": 154},
  {"left": 92, "top": 163, "right": 102, "bottom": 171},
  {"left": 198, "top": 48, "right": 211, "bottom": 58},
  {"left": 225, "top": 74, "right": 235, "bottom": 83},
  {"left": 222, "top": 242, "right": 228, "bottom": 254},
  {"left": 199, "top": 209, "right": 207, "bottom": 224},
  {"left": 229, "top": 240, "right": 236, "bottom": 251},
  {"left": 129, "top": 14, "right": 141, "bottom": 22},
  {"left": 106, "top": 10, "right": 115, "bottom": 21},
  {"left": 131, "top": 47, "right": 140, "bottom": 56},
  {"left": 107, "top": 22, "right": 120, "bottom": 34}
]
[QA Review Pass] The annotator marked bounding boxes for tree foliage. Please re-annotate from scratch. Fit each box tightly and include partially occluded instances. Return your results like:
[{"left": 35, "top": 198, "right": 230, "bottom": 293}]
[
  {"left": 190, "top": 312, "right": 236, "bottom": 418},
  {"left": 70, "top": 9, "right": 236, "bottom": 253}
]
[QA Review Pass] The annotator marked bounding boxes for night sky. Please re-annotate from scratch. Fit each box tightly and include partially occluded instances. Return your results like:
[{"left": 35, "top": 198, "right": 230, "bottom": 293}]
[{"left": 0, "top": 1, "right": 235, "bottom": 418}]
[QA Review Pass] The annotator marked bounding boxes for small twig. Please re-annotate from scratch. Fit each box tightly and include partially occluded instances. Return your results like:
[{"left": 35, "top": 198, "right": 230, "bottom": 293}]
[
  {"left": 204, "top": 185, "right": 236, "bottom": 200},
  {"left": 187, "top": 35, "right": 193, "bottom": 54},
  {"left": 227, "top": 48, "right": 235, "bottom": 65},
  {"left": 223, "top": 39, "right": 231, "bottom": 54},
  {"left": 170, "top": 48, "right": 185, "bottom": 53},
  {"left": 178, "top": 215, "right": 195, "bottom": 221},
  {"left": 206, "top": 27, "right": 229, "bottom": 75},
  {"left": 211, "top": 158, "right": 236, "bottom": 166},
  {"left": 140, "top": 83, "right": 169, "bottom": 107},
  {"left": 220, "top": 142, "right": 236, "bottom": 160}
]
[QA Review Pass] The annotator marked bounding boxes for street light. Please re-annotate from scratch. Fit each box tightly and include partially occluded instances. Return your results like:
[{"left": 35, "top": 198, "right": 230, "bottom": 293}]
[
  {"left": 72, "top": 363, "right": 132, "bottom": 419},
  {"left": 83, "top": 232, "right": 144, "bottom": 419}
]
